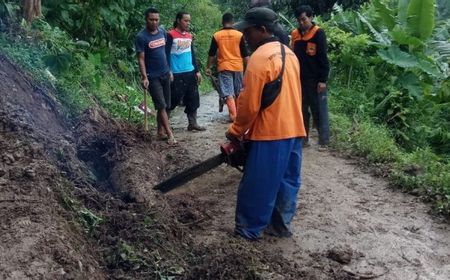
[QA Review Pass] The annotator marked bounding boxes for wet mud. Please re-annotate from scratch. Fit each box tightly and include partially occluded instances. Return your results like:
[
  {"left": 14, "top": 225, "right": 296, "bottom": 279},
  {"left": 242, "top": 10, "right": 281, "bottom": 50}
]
[{"left": 166, "top": 90, "right": 450, "bottom": 280}]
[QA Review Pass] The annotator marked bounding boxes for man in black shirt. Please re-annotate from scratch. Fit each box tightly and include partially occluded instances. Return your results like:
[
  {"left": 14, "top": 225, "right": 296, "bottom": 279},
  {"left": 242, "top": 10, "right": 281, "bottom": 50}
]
[{"left": 291, "top": 5, "right": 330, "bottom": 150}]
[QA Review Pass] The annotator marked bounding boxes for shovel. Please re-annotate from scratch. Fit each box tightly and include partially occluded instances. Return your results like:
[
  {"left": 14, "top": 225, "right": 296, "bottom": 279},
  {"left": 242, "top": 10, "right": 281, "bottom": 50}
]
[{"left": 143, "top": 88, "right": 149, "bottom": 132}]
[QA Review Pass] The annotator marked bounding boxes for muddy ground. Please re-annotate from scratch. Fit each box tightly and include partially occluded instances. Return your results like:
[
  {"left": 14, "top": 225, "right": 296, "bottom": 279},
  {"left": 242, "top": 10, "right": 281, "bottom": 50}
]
[
  {"left": 1, "top": 53, "right": 450, "bottom": 280},
  {"left": 166, "top": 84, "right": 450, "bottom": 279}
]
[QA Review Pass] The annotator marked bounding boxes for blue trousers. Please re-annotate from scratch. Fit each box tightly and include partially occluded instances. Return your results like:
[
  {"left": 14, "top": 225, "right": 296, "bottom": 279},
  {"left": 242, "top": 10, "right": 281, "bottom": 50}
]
[
  {"left": 218, "top": 71, "right": 243, "bottom": 98},
  {"left": 235, "top": 138, "right": 303, "bottom": 240}
]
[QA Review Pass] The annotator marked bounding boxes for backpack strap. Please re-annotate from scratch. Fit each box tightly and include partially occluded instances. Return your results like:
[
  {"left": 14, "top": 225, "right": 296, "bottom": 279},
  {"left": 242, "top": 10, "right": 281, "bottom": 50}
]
[{"left": 260, "top": 43, "right": 286, "bottom": 110}]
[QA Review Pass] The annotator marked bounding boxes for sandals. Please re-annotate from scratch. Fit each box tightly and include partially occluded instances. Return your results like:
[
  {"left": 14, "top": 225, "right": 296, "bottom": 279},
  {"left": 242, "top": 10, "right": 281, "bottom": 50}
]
[
  {"left": 167, "top": 137, "right": 177, "bottom": 145},
  {"left": 156, "top": 132, "right": 177, "bottom": 145},
  {"left": 156, "top": 134, "right": 169, "bottom": 141}
]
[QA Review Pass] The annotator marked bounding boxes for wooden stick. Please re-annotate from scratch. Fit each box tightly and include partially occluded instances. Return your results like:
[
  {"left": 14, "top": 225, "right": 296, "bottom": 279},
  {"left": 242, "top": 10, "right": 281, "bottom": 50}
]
[{"left": 143, "top": 88, "right": 148, "bottom": 132}]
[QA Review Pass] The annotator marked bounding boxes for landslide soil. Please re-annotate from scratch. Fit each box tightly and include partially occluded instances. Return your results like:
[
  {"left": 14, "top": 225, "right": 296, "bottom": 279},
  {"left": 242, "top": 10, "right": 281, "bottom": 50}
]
[{"left": 1, "top": 53, "right": 450, "bottom": 280}]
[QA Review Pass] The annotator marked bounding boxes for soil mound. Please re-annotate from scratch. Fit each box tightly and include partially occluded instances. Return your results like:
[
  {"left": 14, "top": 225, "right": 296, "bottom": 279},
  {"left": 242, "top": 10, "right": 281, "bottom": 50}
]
[{"left": 0, "top": 54, "right": 105, "bottom": 279}]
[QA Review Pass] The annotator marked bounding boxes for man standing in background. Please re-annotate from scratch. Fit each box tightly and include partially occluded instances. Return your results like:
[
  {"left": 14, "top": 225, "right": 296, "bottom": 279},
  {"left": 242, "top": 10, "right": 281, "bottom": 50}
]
[
  {"left": 135, "top": 7, "right": 176, "bottom": 144},
  {"left": 291, "top": 5, "right": 330, "bottom": 150},
  {"left": 206, "top": 13, "right": 249, "bottom": 122},
  {"left": 166, "top": 12, "right": 206, "bottom": 131}
]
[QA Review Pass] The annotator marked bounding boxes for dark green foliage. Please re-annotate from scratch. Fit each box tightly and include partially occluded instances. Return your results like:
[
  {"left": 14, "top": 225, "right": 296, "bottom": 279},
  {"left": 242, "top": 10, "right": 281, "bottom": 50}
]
[
  {"left": 328, "top": 0, "right": 449, "bottom": 155},
  {"left": 1, "top": 0, "right": 220, "bottom": 121},
  {"left": 290, "top": 0, "right": 368, "bottom": 16},
  {"left": 327, "top": 0, "right": 450, "bottom": 215}
]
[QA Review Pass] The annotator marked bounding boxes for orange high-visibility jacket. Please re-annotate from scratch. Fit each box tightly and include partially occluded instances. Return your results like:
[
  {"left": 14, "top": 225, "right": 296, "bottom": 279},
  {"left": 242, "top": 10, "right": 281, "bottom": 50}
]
[
  {"left": 209, "top": 27, "right": 248, "bottom": 72},
  {"left": 228, "top": 40, "right": 306, "bottom": 141}
]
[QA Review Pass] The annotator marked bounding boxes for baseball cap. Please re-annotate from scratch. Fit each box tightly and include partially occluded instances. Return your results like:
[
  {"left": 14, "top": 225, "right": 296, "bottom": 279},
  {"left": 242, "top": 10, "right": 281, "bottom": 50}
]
[{"left": 234, "top": 7, "right": 278, "bottom": 31}]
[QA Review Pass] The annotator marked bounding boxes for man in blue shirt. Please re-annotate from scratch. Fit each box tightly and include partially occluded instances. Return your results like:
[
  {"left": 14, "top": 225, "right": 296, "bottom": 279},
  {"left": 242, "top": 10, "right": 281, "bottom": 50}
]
[{"left": 135, "top": 7, "right": 176, "bottom": 144}]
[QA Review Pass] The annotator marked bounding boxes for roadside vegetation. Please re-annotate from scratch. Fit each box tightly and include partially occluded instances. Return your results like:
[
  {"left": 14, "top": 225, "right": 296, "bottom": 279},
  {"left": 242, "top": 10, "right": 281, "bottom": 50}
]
[
  {"left": 0, "top": 0, "right": 219, "bottom": 121},
  {"left": 324, "top": 0, "right": 450, "bottom": 215},
  {"left": 0, "top": 0, "right": 449, "bottom": 216}
]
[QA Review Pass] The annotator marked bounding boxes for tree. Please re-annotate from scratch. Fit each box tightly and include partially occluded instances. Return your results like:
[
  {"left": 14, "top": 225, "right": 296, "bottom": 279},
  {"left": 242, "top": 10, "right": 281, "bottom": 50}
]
[{"left": 23, "top": 0, "right": 40, "bottom": 22}]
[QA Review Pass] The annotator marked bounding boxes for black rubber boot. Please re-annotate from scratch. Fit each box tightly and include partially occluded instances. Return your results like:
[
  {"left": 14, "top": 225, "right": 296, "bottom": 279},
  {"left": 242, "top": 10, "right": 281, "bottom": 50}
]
[{"left": 187, "top": 111, "right": 206, "bottom": 131}]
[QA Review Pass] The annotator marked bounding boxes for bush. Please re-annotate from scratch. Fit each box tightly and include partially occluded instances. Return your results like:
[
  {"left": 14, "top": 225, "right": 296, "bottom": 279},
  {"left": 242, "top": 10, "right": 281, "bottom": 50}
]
[{"left": 330, "top": 85, "right": 450, "bottom": 216}]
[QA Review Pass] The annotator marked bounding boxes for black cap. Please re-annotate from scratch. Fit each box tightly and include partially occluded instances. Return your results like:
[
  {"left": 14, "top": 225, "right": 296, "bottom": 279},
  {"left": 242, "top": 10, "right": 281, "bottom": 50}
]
[{"left": 234, "top": 7, "right": 278, "bottom": 31}]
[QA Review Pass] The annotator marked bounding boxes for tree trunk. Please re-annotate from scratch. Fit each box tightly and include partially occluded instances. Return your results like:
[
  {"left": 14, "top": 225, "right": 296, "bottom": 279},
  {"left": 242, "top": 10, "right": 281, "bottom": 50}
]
[{"left": 23, "top": 0, "right": 41, "bottom": 22}]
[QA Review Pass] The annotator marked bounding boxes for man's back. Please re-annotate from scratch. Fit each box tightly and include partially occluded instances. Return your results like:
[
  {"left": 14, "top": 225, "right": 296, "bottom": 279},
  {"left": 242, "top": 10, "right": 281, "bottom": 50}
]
[
  {"left": 230, "top": 40, "right": 305, "bottom": 140},
  {"left": 213, "top": 28, "right": 245, "bottom": 72}
]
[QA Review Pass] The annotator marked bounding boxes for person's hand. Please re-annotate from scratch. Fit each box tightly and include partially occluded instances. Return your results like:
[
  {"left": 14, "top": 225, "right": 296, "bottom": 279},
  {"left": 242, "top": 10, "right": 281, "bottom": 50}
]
[
  {"left": 205, "top": 68, "right": 212, "bottom": 76},
  {"left": 317, "top": 82, "right": 327, "bottom": 93},
  {"left": 225, "top": 131, "right": 239, "bottom": 143},
  {"left": 196, "top": 72, "right": 202, "bottom": 84},
  {"left": 141, "top": 78, "right": 149, "bottom": 89},
  {"left": 169, "top": 71, "right": 174, "bottom": 82}
]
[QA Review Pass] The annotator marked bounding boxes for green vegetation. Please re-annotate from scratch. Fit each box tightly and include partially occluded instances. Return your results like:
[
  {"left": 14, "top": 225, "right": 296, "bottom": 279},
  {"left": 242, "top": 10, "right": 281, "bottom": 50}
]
[
  {"left": 58, "top": 180, "right": 104, "bottom": 234},
  {"left": 326, "top": 0, "right": 450, "bottom": 214},
  {"left": 0, "top": 0, "right": 220, "bottom": 121}
]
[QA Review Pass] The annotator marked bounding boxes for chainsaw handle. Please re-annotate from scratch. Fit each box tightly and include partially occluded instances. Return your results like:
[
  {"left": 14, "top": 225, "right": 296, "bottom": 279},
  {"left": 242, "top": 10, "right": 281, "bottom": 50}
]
[{"left": 220, "top": 141, "right": 248, "bottom": 171}]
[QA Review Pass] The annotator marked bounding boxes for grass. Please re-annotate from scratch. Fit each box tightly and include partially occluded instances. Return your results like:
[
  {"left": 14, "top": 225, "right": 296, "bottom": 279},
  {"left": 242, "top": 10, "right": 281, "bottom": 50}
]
[
  {"left": 57, "top": 180, "right": 104, "bottom": 234},
  {"left": 329, "top": 87, "right": 450, "bottom": 216},
  {"left": 1, "top": 28, "right": 213, "bottom": 130},
  {"left": 0, "top": 28, "right": 150, "bottom": 123}
]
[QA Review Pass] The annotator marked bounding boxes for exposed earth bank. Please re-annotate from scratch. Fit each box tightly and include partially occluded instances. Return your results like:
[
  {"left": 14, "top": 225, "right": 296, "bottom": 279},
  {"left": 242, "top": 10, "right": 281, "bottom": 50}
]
[{"left": 1, "top": 54, "right": 449, "bottom": 279}]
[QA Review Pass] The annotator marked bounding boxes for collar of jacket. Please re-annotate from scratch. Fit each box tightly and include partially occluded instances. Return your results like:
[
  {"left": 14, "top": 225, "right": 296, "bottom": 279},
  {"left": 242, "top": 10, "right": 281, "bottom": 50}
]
[
  {"left": 256, "top": 36, "right": 280, "bottom": 50},
  {"left": 297, "top": 24, "right": 319, "bottom": 41}
]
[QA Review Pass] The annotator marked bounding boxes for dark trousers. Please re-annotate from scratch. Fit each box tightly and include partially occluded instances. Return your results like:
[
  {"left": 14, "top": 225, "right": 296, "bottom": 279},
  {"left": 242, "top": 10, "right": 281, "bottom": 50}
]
[
  {"left": 170, "top": 71, "right": 200, "bottom": 114},
  {"left": 302, "top": 80, "right": 330, "bottom": 145},
  {"left": 148, "top": 72, "right": 171, "bottom": 110}
]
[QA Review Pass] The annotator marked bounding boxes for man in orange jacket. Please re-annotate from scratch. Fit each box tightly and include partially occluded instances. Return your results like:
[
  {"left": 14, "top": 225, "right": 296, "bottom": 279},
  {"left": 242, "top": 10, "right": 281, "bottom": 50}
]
[
  {"left": 226, "top": 7, "right": 306, "bottom": 240},
  {"left": 206, "top": 13, "right": 249, "bottom": 122}
]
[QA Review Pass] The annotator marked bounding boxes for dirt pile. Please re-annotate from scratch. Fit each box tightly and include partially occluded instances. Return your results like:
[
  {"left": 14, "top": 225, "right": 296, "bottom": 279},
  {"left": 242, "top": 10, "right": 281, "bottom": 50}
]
[{"left": 0, "top": 55, "right": 104, "bottom": 279}]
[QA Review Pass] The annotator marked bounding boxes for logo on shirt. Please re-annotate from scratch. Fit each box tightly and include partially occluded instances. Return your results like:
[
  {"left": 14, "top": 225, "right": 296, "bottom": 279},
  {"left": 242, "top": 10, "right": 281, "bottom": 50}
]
[
  {"left": 174, "top": 39, "right": 191, "bottom": 51},
  {"left": 306, "top": 42, "right": 317, "bottom": 56},
  {"left": 149, "top": 38, "right": 165, "bottom": 49}
]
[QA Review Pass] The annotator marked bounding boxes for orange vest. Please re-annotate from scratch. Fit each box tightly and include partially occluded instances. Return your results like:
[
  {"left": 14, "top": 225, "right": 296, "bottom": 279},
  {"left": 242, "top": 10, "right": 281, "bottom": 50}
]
[
  {"left": 228, "top": 41, "right": 306, "bottom": 141},
  {"left": 213, "top": 29, "right": 245, "bottom": 72},
  {"left": 290, "top": 25, "right": 320, "bottom": 49}
]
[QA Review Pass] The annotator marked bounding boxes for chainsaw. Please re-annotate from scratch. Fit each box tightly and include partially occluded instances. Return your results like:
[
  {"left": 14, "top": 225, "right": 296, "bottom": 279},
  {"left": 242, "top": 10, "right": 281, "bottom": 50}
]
[{"left": 153, "top": 141, "right": 247, "bottom": 193}]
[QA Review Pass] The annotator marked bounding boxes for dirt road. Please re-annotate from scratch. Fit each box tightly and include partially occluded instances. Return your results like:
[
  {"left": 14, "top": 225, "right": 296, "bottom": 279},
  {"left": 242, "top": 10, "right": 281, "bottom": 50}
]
[{"left": 166, "top": 91, "right": 450, "bottom": 280}]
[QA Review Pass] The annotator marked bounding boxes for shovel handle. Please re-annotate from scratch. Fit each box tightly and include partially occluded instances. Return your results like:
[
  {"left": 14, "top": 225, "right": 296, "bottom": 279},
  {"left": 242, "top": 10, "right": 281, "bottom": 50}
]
[{"left": 143, "top": 88, "right": 148, "bottom": 132}]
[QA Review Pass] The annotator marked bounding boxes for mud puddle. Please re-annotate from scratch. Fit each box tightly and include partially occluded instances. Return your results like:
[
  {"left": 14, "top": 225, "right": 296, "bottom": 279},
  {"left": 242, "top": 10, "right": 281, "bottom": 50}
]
[{"left": 166, "top": 91, "right": 450, "bottom": 280}]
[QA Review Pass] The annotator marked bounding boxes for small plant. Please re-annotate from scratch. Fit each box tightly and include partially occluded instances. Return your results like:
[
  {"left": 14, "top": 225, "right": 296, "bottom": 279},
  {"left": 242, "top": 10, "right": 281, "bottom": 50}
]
[
  {"left": 57, "top": 181, "right": 103, "bottom": 234},
  {"left": 78, "top": 208, "right": 104, "bottom": 234}
]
